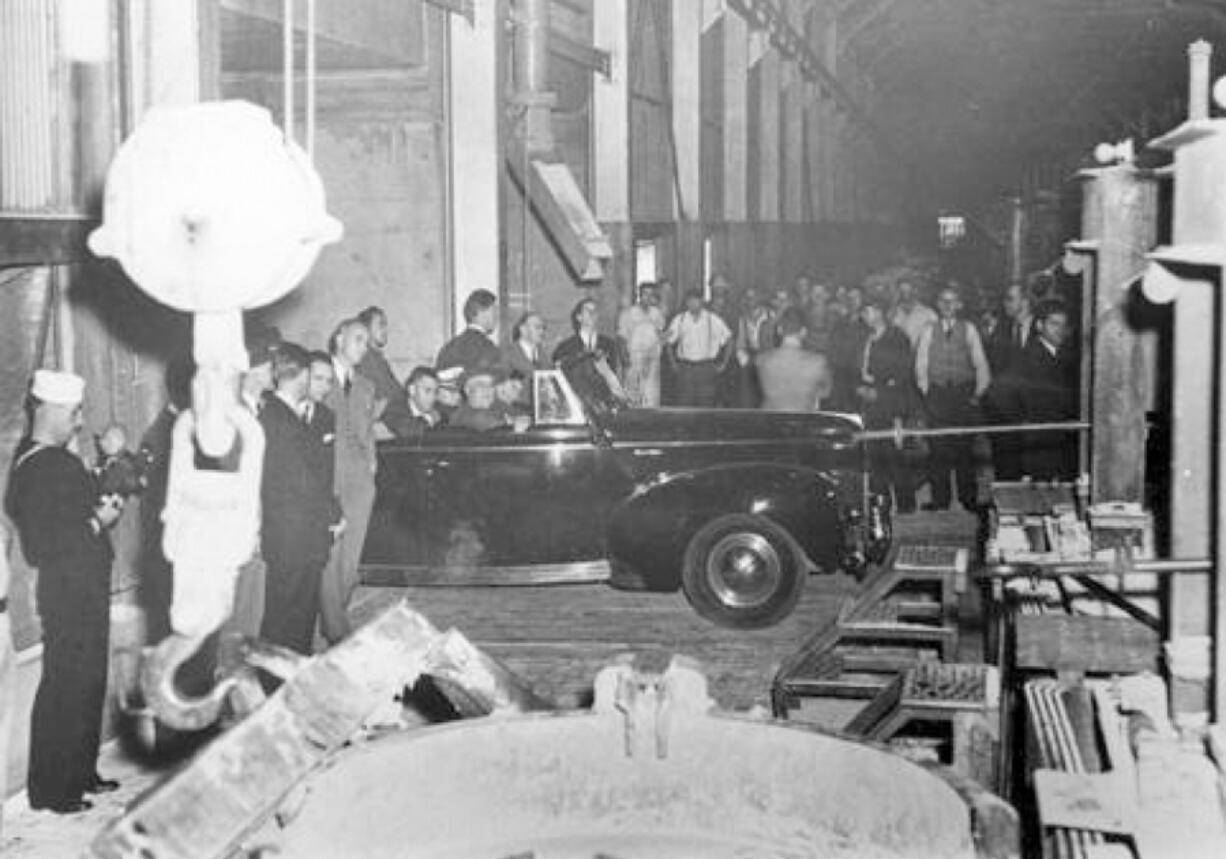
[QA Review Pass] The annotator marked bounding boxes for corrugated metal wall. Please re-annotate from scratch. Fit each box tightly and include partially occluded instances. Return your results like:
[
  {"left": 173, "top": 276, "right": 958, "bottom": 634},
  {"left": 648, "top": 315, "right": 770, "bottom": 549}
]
[{"left": 0, "top": 0, "right": 66, "bottom": 211}]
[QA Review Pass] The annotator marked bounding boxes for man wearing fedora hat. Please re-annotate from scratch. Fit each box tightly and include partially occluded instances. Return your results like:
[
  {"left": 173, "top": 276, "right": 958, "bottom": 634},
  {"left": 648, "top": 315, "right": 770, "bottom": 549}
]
[{"left": 6, "top": 369, "right": 121, "bottom": 814}]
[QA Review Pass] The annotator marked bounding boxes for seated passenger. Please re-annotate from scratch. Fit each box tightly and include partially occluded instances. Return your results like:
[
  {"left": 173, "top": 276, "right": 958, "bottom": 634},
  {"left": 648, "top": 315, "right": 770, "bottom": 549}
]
[
  {"left": 434, "top": 366, "right": 463, "bottom": 424},
  {"left": 388, "top": 366, "right": 445, "bottom": 439},
  {"left": 452, "top": 369, "right": 530, "bottom": 432},
  {"left": 449, "top": 370, "right": 505, "bottom": 431},
  {"left": 491, "top": 367, "right": 530, "bottom": 423}
]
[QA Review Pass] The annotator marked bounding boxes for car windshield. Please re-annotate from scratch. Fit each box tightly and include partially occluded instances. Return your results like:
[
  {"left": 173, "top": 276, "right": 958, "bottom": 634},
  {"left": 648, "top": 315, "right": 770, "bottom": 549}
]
[{"left": 559, "top": 353, "right": 629, "bottom": 423}]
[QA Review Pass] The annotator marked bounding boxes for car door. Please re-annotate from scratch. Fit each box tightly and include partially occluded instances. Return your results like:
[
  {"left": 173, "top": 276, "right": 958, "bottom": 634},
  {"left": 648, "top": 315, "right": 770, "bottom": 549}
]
[
  {"left": 363, "top": 438, "right": 433, "bottom": 582},
  {"left": 417, "top": 426, "right": 553, "bottom": 571}
]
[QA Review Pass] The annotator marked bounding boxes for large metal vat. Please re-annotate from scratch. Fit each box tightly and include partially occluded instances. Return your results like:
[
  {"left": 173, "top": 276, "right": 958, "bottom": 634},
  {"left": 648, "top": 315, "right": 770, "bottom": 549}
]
[{"left": 254, "top": 662, "right": 1014, "bottom": 859}]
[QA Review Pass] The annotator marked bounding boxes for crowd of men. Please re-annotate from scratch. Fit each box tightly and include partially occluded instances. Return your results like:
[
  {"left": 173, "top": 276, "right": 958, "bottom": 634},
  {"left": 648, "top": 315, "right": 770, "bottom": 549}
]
[
  {"left": 360, "top": 274, "right": 1080, "bottom": 518},
  {"left": 702, "top": 274, "right": 1078, "bottom": 513},
  {"left": 469, "top": 272, "right": 1077, "bottom": 516}
]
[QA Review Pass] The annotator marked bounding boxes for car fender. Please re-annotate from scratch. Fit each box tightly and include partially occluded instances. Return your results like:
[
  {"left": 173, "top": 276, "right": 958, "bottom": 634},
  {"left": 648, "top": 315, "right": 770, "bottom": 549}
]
[{"left": 605, "top": 462, "right": 849, "bottom": 592}]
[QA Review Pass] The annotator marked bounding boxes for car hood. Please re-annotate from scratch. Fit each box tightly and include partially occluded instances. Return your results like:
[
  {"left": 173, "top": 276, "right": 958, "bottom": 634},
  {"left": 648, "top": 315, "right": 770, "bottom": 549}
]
[{"left": 605, "top": 406, "right": 863, "bottom": 445}]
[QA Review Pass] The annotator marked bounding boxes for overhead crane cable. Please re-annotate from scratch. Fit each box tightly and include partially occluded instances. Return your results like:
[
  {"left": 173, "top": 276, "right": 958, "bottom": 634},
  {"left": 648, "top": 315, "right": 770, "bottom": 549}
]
[
  {"left": 281, "top": 1, "right": 318, "bottom": 159},
  {"left": 283, "top": 0, "right": 294, "bottom": 145},
  {"left": 306, "top": 0, "right": 316, "bottom": 160}
]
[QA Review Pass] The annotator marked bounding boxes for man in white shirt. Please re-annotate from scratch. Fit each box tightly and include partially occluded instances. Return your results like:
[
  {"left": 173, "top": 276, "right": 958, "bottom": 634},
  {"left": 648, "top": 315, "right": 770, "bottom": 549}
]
[
  {"left": 914, "top": 285, "right": 991, "bottom": 510},
  {"left": 618, "top": 282, "right": 667, "bottom": 407},
  {"left": 891, "top": 279, "right": 938, "bottom": 349},
  {"left": 666, "top": 289, "right": 732, "bottom": 407}
]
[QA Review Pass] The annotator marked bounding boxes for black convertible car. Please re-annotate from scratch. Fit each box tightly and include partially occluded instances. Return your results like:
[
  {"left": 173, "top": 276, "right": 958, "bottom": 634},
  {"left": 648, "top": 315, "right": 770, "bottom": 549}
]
[{"left": 361, "top": 357, "right": 890, "bottom": 628}]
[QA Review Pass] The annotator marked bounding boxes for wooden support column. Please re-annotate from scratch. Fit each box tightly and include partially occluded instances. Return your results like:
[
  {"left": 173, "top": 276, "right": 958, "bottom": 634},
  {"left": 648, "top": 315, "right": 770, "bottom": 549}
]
[
  {"left": 827, "top": 115, "right": 841, "bottom": 224},
  {"left": 781, "top": 61, "right": 805, "bottom": 224},
  {"left": 722, "top": 10, "right": 748, "bottom": 222},
  {"left": 593, "top": 0, "right": 629, "bottom": 225},
  {"left": 671, "top": 0, "right": 703, "bottom": 291},
  {"left": 805, "top": 85, "right": 823, "bottom": 224},
  {"left": 448, "top": 0, "right": 501, "bottom": 332},
  {"left": 1075, "top": 166, "right": 1158, "bottom": 504},
  {"left": 593, "top": 0, "right": 631, "bottom": 305},
  {"left": 820, "top": 14, "right": 838, "bottom": 224},
  {"left": 753, "top": 37, "right": 780, "bottom": 224},
  {"left": 671, "top": 0, "right": 702, "bottom": 223}
]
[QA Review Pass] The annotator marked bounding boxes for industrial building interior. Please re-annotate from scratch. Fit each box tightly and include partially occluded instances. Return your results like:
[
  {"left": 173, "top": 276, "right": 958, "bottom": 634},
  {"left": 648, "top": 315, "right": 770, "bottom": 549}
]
[{"left": 4, "top": 0, "right": 1226, "bottom": 857}]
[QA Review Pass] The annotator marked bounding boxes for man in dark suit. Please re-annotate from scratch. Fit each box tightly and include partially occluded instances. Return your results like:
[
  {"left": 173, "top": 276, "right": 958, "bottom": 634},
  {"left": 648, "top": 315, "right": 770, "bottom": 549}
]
[
  {"left": 985, "top": 282, "right": 1035, "bottom": 479},
  {"left": 1017, "top": 299, "right": 1079, "bottom": 481},
  {"left": 259, "top": 344, "right": 341, "bottom": 655},
  {"left": 552, "top": 297, "right": 624, "bottom": 377},
  {"left": 856, "top": 299, "right": 920, "bottom": 514},
  {"left": 303, "top": 350, "right": 338, "bottom": 485},
  {"left": 437, "top": 289, "right": 502, "bottom": 378}
]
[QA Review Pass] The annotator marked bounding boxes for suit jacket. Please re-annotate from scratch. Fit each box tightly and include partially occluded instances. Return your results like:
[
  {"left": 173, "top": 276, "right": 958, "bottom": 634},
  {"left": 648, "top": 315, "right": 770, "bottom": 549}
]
[
  {"left": 358, "top": 347, "right": 409, "bottom": 429},
  {"left": 860, "top": 326, "right": 918, "bottom": 427},
  {"left": 436, "top": 327, "right": 502, "bottom": 376},
  {"left": 303, "top": 400, "right": 337, "bottom": 493},
  {"left": 1017, "top": 337, "right": 1077, "bottom": 421},
  {"left": 503, "top": 340, "right": 550, "bottom": 377},
  {"left": 260, "top": 396, "right": 338, "bottom": 570},
  {"left": 324, "top": 369, "right": 379, "bottom": 502},
  {"left": 386, "top": 407, "right": 443, "bottom": 440},
  {"left": 552, "top": 332, "right": 624, "bottom": 376}
]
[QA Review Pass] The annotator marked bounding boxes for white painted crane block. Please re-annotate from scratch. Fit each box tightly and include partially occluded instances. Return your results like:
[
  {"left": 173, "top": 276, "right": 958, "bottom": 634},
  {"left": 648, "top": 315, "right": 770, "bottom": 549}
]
[{"left": 88, "top": 100, "right": 342, "bottom": 316}]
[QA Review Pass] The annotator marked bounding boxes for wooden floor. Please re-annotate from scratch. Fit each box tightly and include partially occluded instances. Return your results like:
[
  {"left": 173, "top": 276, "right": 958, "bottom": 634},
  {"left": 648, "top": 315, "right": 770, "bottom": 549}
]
[
  {"left": 351, "top": 509, "right": 982, "bottom": 713},
  {"left": 352, "top": 575, "right": 857, "bottom": 712}
]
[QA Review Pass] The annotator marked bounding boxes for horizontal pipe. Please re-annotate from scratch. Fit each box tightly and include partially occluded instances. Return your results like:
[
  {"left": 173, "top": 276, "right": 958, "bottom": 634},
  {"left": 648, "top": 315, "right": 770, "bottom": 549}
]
[
  {"left": 859, "top": 420, "right": 1089, "bottom": 442},
  {"left": 977, "top": 558, "right": 1214, "bottom": 581}
]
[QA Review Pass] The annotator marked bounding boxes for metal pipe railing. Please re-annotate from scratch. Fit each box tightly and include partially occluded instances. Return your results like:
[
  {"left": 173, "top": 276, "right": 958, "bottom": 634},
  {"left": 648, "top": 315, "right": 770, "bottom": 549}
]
[{"left": 859, "top": 420, "right": 1089, "bottom": 443}]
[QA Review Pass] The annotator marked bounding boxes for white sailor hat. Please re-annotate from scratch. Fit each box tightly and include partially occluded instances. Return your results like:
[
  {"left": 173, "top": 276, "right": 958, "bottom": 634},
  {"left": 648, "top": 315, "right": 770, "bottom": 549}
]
[{"left": 31, "top": 369, "right": 85, "bottom": 406}]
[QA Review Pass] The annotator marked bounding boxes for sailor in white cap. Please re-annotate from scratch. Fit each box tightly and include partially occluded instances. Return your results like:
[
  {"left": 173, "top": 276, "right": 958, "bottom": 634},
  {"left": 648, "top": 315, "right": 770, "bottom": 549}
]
[{"left": 7, "top": 369, "right": 121, "bottom": 814}]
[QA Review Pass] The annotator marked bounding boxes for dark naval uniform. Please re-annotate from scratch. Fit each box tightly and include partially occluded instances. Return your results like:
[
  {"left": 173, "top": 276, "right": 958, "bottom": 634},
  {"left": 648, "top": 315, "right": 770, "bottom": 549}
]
[{"left": 8, "top": 438, "right": 112, "bottom": 809}]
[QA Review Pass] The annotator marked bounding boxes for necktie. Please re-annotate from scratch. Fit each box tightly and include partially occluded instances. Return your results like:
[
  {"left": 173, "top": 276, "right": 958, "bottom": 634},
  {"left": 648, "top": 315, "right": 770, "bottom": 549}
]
[
  {"left": 302, "top": 403, "right": 313, "bottom": 424},
  {"left": 1014, "top": 322, "right": 1023, "bottom": 348},
  {"left": 344, "top": 374, "right": 352, "bottom": 395}
]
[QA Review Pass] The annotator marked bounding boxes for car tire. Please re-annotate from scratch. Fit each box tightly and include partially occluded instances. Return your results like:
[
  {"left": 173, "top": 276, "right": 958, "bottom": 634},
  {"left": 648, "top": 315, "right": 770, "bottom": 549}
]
[{"left": 681, "top": 514, "right": 804, "bottom": 629}]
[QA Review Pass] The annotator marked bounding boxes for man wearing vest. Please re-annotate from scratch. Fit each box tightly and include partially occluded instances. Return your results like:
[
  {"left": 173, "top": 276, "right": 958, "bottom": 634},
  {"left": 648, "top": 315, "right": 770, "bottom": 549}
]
[{"left": 915, "top": 285, "right": 991, "bottom": 511}]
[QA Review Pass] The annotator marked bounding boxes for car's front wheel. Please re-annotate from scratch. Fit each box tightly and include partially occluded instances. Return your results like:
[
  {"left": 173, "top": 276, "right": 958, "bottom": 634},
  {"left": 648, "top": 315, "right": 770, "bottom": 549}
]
[{"left": 681, "top": 514, "right": 804, "bottom": 629}]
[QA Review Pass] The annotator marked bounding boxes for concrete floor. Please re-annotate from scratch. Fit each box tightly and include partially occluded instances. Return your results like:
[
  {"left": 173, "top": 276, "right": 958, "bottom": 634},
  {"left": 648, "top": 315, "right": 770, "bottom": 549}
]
[{"left": 1, "top": 510, "right": 980, "bottom": 858}]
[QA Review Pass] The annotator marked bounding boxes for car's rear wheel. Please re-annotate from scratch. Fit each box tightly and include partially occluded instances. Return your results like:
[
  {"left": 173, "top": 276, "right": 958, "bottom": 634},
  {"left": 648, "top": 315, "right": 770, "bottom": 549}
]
[{"left": 681, "top": 514, "right": 804, "bottom": 629}]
